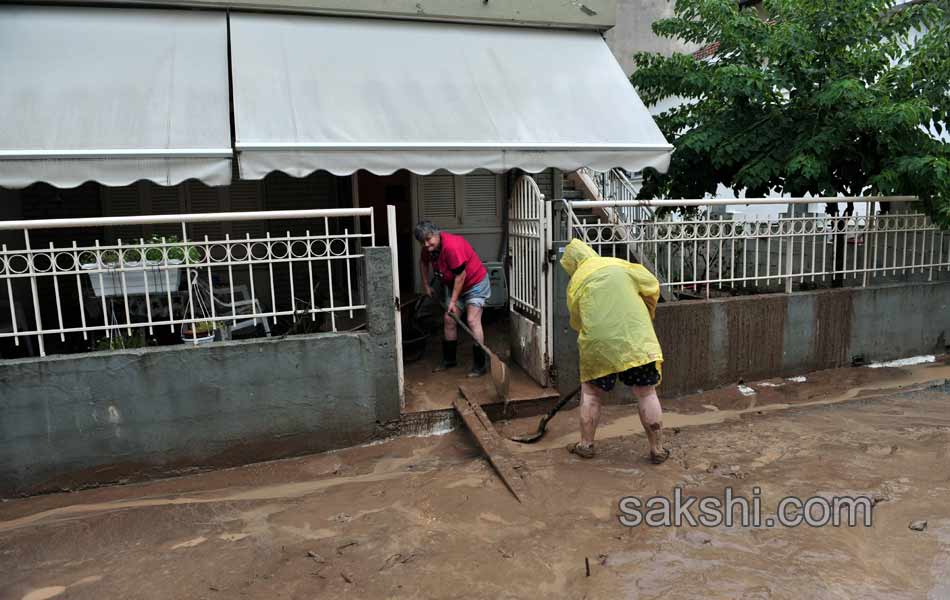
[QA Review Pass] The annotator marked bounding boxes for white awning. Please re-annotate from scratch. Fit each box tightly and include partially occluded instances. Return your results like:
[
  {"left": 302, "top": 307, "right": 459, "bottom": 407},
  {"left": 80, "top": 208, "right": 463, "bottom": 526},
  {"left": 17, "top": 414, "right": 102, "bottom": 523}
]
[
  {"left": 230, "top": 14, "right": 672, "bottom": 179},
  {"left": 0, "top": 6, "right": 232, "bottom": 189}
]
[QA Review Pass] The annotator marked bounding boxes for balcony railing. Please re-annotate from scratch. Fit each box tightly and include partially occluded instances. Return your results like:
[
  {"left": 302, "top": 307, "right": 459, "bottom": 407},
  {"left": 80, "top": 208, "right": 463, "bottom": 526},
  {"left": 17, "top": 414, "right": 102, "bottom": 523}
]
[
  {"left": 559, "top": 197, "right": 949, "bottom": 297},
  {"left": 0, "top": 208, "right": 374, "bottom": 357}
]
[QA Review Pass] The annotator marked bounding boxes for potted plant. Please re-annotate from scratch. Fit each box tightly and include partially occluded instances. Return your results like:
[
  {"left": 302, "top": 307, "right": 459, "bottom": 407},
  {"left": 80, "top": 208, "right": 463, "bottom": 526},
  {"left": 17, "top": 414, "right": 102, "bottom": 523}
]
[
  {"left": 180, "top": 319, "right": 218, "bottom": 344},
  {"left": 81, "top": 235, "right": 200, "bottom": 298}
]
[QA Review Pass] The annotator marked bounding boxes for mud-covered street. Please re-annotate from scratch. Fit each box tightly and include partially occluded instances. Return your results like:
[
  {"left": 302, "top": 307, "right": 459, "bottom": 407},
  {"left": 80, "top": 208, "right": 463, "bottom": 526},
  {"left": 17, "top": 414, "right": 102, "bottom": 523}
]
[{"left": 2, "top": 361, "right": 950, "bottom": 600}]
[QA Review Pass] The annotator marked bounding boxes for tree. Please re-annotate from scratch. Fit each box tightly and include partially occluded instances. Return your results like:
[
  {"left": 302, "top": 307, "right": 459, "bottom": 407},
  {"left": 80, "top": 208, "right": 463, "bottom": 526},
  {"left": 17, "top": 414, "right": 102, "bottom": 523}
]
[{"left": 632, "top": 0, "right": 950, "bottom": 224}]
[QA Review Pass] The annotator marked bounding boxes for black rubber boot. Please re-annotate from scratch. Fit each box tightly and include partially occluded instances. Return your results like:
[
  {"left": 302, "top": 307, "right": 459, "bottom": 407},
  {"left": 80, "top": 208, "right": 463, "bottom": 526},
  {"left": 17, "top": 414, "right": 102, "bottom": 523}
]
[
  {"left": 468, "top": 345, "right": 488, "bottom": 378},
  {"left": 433, "top": 339, "right": 458, "bottom": 372}
]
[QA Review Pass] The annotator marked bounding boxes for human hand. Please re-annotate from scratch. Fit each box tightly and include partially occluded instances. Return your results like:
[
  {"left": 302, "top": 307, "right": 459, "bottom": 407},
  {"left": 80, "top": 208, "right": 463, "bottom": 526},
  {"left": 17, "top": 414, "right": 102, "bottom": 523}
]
[
  {"left": 424, "top": 286, "right": 434, "bottom": 298},
  {"left": 447, "top": 303, "right": 460, "bottom": 318}
]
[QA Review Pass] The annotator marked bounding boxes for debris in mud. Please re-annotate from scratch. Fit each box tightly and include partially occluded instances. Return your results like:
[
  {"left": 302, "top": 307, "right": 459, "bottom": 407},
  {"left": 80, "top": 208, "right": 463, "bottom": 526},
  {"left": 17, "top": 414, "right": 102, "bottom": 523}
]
[
  {"left": 336, "top": 541, "right": 359, "bottom": 555},
  {"left": 683, "top": 531, "right": 712, "bottom": 546},
  {"left": 868, "top": 355, "right": 935, "bottom": 369},
  {"left": 380, "top": 552, "right": 419, "bottom": 571},
  {"left": 340, "top": 571, "right": 354, "bottom": 584},
  {"left": 331, "top": 512, "right": 353, "bottom": 523},
  {"left": 909, "top": 520, "right": 928, "bottom": 532},
  {"left": 597, "top": 553, "right": 609, "bottom": 566},
  {"left": 306, "top": 551, "right": 326, "bottom": 563},
  {"left": 738, "top": 385, "right": 757, "bottom": 397}
]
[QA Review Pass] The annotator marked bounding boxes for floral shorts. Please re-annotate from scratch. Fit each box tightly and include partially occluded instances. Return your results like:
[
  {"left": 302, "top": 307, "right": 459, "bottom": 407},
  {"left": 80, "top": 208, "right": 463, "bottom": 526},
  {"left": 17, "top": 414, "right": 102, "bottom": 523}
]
[{"left": 588, "top": 362, "right": 660, "bottom": 392}]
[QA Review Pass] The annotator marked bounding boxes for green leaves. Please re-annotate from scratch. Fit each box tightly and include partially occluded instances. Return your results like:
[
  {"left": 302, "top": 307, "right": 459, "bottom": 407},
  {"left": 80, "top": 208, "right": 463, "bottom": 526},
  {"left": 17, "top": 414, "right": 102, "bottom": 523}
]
[{"left": 632, "top": 0, "right": 950, "bottom": 226}]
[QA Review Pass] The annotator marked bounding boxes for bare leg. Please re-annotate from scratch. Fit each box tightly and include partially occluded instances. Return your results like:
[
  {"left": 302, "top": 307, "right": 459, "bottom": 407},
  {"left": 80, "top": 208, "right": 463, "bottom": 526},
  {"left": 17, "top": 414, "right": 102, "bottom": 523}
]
[
  {"left": 443, "top": 311, "right": 458, "bottom": 341},
  {"left": 633, "top": 385, "right": 664, "bottom": 459},
  {"left": 465, "top": 305, "right": 484, "bottom": 345},
  {"left": 580, "top": 382, "right": 605, "bottom": 447}
]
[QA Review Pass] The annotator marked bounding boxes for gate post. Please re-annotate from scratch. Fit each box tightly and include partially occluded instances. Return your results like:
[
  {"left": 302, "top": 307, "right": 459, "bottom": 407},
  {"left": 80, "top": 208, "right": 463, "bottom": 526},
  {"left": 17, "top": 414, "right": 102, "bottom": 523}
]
[{"left": 386, "top": 205, "right": 405, "bottom": 408}]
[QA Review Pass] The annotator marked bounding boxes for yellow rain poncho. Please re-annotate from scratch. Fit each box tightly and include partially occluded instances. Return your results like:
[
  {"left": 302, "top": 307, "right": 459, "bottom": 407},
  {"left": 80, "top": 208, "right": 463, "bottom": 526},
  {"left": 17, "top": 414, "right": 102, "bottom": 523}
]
[{"left": 561, "top": 239, "right": 663, "bottom": 383}]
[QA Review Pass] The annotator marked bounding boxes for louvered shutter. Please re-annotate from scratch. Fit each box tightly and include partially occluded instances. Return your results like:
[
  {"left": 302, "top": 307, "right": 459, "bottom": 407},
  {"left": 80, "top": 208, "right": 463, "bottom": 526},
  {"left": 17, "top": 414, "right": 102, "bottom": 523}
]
[
  {"left": 21, "top": 182, "right": 102, "bottom": 248},
  {"left": 228, "top": 179, "right": 264, "bottom": 240},
  {"left": 147, "top": 184, "right": 184, "bottom": 239},
  {"left": 186, "top": 182, "right": 224, "bottom": 241},
  {"left": 462, "top": 171, "right": 500, "bottom": 226},
  {"left": 103, "top": 184, "right": 144, "bottom": 243},
  {"left": 419, "top": 173, "right": 459, "bottom": 228}
]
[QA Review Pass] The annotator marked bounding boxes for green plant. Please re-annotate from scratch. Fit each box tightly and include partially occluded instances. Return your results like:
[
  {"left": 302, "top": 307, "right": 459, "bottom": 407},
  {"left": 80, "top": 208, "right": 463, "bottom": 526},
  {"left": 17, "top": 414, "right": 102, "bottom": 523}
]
[
  {"left": 82, "top": 235, "right": 201, "bottom": 266},
  {"left": 95, "top": 330, "right": 153, "bottom": 351},
  {"left": 631, "top": 0, "right": 950, "bottom": 225}
]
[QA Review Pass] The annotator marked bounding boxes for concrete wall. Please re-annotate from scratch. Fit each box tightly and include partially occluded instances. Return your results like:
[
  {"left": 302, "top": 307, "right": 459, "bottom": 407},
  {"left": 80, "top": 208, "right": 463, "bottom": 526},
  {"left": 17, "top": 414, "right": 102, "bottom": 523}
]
[
  {"left": 553, "top": 247, "right": 950, "bottom": 399},
  {"left": 0, "top": 248, "right": 399, "bottom": 496},
  {"left": 46, "top": 0, "right": 618, "bottom": 30}
]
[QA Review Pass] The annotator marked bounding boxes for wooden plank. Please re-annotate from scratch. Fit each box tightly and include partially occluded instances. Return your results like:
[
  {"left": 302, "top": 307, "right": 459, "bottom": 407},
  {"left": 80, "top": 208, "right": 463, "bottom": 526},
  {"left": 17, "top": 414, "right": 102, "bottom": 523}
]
[{"left": 454, "top": 383, "right": 529, "bottom": 503}]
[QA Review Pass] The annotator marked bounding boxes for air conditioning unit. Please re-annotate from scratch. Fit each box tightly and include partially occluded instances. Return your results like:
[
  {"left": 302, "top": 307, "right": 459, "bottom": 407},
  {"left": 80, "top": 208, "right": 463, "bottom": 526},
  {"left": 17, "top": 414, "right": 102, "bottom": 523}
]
[{"left": 482, "top": 261, "right": 508, "bottom": 308}]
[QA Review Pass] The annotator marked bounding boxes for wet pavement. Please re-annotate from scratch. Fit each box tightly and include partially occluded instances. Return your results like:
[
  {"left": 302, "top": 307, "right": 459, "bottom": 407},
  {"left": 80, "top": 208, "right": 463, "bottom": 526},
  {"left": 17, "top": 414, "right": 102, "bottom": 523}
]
[{"left": 2, "top": 362, "right": 949, "bottom": 599}]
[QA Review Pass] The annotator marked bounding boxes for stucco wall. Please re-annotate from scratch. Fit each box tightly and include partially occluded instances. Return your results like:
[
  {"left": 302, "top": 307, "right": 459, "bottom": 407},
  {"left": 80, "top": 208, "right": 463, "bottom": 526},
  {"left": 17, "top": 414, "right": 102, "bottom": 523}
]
[
  {"left": 605, "top": 0, "right": 699, "bottom": 76},
  {"left": 0, "top": 247, "right": 399, "bottom": 496}
]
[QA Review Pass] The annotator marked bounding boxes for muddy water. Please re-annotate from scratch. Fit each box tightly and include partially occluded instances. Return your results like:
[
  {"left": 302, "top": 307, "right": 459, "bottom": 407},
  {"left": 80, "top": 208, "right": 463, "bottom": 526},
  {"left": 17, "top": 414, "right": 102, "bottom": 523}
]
[
  {"left": 506, "top": 361, "right": 950, "bottom": 454},
  {"left": 2, "top": 364, "right": 949, "bottom": 600}
]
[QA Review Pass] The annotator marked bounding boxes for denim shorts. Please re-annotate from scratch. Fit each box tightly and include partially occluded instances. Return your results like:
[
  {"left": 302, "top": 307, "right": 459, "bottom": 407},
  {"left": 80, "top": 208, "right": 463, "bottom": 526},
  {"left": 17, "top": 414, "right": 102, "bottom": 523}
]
[{"left": 447, "top": 275, "right": 491, "bottom": 309}]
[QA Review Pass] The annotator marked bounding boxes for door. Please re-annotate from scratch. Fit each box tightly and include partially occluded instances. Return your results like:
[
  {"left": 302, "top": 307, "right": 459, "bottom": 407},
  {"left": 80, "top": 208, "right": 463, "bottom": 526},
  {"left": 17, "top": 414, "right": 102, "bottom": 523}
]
[{"left": 508, "top": 175, "right": 553, "bottom": 386}]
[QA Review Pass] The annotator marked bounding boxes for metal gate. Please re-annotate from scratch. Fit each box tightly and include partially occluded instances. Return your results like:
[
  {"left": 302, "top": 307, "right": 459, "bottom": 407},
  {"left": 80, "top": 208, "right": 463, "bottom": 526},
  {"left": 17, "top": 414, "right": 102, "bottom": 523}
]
[{"left": 508, "top": 175, "right": 552, "bottom": 386}]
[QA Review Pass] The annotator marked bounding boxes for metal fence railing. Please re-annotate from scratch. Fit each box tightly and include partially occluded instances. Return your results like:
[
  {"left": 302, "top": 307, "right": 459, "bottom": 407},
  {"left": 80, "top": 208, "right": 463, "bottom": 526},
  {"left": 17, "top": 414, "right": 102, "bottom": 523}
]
[
  {"left": 0, "top": 208, "right": 374, "bottom": 357},
  {"left": 559, "top": 197, "right": 950, "bottom": 297}
]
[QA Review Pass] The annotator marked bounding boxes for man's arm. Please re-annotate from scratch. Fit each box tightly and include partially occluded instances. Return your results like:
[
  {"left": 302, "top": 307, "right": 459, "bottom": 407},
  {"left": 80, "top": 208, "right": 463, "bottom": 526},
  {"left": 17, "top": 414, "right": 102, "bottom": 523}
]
[
  {"left": 630, "top": 265, "right": 660, "bottom": 320},
  {"left": 421, "top": 255, "right": 433, "bottom": 296},
  {"left": 448, "top": 269, "right": 466, "bottom": 315}
]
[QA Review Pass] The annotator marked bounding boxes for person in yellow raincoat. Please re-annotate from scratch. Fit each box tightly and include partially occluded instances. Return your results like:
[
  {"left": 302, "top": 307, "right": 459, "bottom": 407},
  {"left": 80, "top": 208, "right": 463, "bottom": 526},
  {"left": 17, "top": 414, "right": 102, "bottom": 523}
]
[{"left": 560, "top": 239, "right": 669, "bottom": 463}]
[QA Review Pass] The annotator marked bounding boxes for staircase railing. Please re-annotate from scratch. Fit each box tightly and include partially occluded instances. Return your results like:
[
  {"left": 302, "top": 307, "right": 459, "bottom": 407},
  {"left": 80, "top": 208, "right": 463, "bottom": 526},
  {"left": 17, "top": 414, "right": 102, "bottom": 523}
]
[{"left": 579, "top": 168, "right": 654, "bottom": 222}]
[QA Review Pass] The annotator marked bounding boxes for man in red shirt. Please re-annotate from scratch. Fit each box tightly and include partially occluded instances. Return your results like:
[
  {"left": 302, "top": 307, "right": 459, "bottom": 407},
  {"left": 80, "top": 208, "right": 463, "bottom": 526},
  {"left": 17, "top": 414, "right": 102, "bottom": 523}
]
[{"left": 415, "top": 221, "right": 491, "bottom": 377}]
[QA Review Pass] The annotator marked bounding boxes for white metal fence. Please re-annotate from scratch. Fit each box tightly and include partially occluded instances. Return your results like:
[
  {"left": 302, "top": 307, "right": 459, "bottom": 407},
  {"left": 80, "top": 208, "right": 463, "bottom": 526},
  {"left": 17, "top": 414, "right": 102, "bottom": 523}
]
[
  {"left": 559, "top": 197, "right": 950, "bottom": 297},
  {"left": 0, "top": 208, "right": 374, "bottom": 357}
]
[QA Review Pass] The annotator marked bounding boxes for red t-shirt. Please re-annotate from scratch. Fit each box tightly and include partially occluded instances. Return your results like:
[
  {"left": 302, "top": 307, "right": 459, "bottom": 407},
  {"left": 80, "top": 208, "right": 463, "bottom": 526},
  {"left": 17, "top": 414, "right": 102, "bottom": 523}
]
[{"left": 423, "top": 232, "right": 487, "bottom": 292}]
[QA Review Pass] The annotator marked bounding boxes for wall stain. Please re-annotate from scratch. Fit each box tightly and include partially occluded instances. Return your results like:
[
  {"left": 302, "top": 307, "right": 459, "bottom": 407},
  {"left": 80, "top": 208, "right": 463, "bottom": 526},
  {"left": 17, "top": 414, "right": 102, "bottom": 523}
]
[
  {"left": 724, "top": 295, "right": 786, "bottom": 383},
  {"left": 654, "top": 301, "right": 713, "bottom": 397},
  {"left": 813, "top": 289, "right": 852, "bottom": 368}
]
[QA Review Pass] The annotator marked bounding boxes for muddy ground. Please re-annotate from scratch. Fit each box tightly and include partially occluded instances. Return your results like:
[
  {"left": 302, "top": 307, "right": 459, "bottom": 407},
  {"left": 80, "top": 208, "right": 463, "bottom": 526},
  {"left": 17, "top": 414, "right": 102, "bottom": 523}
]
[{"left": 2, "top": 361, "right": 950, "bottom": 600}]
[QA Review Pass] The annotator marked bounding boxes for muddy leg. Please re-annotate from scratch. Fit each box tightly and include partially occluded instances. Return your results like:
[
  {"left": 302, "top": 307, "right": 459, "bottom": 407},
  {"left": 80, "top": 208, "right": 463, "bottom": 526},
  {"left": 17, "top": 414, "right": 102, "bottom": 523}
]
[
  {"left": 580, "top": 382, "right": 605, "bottom": 446},
  {"left": 633, "top": 385, "right": 664, "bottom": 458},
  {"left": 464, "top": 304, "right": 485, "bottom": 346},
  {"left": 443, "top": 311, "right": 458, "bottom": 342}
]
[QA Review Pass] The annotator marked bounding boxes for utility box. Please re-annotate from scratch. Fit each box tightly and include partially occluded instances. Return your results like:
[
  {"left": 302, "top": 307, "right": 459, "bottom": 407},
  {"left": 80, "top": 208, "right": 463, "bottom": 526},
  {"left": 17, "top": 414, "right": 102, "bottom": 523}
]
[{"left": 483, "top": 261, "right": 508, "bottom": 308}]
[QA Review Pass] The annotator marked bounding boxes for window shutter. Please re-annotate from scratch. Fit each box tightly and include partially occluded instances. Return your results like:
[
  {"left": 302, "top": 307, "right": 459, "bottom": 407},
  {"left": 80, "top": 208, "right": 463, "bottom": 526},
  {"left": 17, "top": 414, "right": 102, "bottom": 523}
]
[
  {"left": 103, "top": 184, "right": 144, "bottom": 243},
  {"left": 462, "top": 171, "right": 499, "bottom": 226},
  {"left": 147, "top": 184, "right": 184, "bottom": 239},
  {"left": 228, "top": 179, "right": 264, "bottom": 239},
  {"left": 420, "top": 173, "right": 458, "bottom": 227},
  {"left": 186, "top": 182, "right": 223, "bottom": 241}
]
